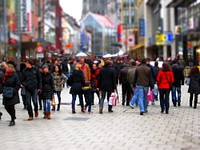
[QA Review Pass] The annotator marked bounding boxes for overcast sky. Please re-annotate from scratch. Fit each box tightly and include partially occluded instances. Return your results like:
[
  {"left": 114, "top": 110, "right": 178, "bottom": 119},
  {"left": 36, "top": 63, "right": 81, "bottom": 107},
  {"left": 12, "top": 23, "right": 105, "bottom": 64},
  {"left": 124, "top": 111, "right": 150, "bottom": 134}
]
[{"left": 60, "top": 0, "right": 83, "bottom": 21}]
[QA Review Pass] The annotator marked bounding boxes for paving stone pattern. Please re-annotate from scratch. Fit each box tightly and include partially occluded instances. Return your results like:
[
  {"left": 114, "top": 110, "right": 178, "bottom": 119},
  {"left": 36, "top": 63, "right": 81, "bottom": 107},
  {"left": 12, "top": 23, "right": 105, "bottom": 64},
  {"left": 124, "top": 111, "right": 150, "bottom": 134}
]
[{"left": 0, "top": 85, "right": 199, "bottom": 150}]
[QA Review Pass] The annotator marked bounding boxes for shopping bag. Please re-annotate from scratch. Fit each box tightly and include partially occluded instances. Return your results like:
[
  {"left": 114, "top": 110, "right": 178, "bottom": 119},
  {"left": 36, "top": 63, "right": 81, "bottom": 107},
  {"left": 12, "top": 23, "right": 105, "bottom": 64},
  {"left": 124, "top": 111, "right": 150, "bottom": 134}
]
[
  {"left": 51, "top": 95, "right": 56, "bottom": 106},
  {"left": 109, "top": 92, "right": 117, "bottom": 106},
  {"left": 147, "top": 90, "right": 153, "bottom": 102}
]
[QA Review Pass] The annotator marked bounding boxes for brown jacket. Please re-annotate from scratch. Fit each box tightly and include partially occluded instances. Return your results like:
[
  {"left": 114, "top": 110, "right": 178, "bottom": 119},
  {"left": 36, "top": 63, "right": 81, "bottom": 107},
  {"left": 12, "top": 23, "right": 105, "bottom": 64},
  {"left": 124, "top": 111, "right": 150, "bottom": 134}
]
[
  {"left": 133, "top": 64, "right": 154, "bottom": 89},
  {"left": 80, "top": 63, "right": 91, "bottom": 82}
]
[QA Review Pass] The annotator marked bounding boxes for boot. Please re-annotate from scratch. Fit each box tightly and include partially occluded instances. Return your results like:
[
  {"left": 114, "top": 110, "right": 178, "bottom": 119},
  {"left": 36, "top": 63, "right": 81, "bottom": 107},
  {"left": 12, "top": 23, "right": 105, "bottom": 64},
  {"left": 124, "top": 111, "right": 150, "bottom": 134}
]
[
  {"left": 52, "top": 106, "right": 55, "bottom": 111},
  {"left": 43, "top": 112, "right": 47, "bottom": 119},
  {"left": 99, "top": 108, "right": 103, "bottom": 114},
  {"left": 108, "top": 105, "right": 113, "bottom": 113},
  {"left": 178, "top": 102, "right": 181, "bottom": 107},
  {"left": 190, "top": 99, "right": 192, "bottom": 107},
  {"left": 72, "top": 109, "right": 76, "bottom": 114},
  {"left": 9, "top": 120, "right": 15, "bottom": 126},
  {"left": 47, "top": 112, "right": 51, "bottom": 119},
  {"left": 57, "top": 104, "right": 60, "bottom": 111},
  {"left": 194, "top": 98, "right": 197, "bottom": 109},
  {"left": 81, "top": 108, "right": 86, "bottom": 113},
  {"left": 0, "top": 112, "right": 2, "bottom": 120}
]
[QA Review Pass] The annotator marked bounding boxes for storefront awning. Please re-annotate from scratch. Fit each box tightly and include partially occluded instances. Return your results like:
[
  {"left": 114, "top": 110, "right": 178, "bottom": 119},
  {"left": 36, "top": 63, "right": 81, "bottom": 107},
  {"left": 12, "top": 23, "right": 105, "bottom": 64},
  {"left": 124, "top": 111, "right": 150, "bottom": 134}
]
[
  {"left": 130, "top": 43, "right": 144, "bottom": 52},
  {"left": 167, "top": 0, "right": 196, "bottom": 7}
]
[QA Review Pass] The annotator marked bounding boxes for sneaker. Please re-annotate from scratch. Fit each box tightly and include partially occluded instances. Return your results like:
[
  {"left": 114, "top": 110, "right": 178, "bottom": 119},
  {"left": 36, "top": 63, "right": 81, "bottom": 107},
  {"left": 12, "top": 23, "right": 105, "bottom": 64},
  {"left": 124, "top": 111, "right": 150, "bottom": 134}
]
[
  {"left": 35, "top": 111, "right": 39, "bottom": 117},
  {"left": 140, "top": 112, "right": 144, "bottom": 115},
  {"left": 129, "top": 104, "right": 134, "bottom": 109}
]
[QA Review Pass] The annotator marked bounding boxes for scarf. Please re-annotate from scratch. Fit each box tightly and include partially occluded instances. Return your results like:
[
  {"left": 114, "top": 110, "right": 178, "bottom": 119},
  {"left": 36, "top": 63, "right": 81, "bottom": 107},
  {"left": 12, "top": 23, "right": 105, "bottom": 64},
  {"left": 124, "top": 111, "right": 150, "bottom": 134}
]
[{"left": 3, "top": 69, "right": 13, "bottom": 83}]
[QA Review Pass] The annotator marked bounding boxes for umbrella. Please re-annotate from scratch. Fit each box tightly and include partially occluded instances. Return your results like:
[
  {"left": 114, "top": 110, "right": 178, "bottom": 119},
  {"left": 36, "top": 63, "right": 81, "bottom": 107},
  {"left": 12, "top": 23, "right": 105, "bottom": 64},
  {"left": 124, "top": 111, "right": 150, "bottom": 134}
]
[{"left": 76, "top": 52, "right": 88, "bottom": 57}]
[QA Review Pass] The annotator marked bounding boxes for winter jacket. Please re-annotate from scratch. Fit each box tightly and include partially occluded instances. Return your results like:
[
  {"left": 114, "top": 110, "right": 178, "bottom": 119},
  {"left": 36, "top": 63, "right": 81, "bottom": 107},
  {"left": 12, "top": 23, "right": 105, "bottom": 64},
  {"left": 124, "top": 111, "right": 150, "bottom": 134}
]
[
  {"left": 127, "top": 66, "right": 136, "bottom": 85},
  {"left": 53, "top": 72, "right": 67, "bottom": 91},
  {"left": 80, "top": 63, "right": 91, "bottom": 82},
  {"left": 172, "top": 63, "right": 184, "bottom": 86},
  {"left": 99, "top": 66, "right": 116, "bottom": 91},
  {"left": 70, "top": 69, "right": 85, "bottom": 95},
  {"left": 157, "top": 70, "right": 174, "bottom": 89},
  {"left": 3, "top": 72, "right": 20, "bottom": 106},
  {"left": 41, "top": 72, "right": 54, "bottom": 99},
  {"left": 188, "top": 73, "right": 200, "bottom": 94},
  {"left": 133, "top": 64, "right": 154, "bottom": 89},
  {"left": 91, "top": 69, "right": 100, "bottom": 88},
  {"left": 119, "top": 66, "right": 130, "bottom": 84},
  {"left": 21, "top": 67, "right": 42, "bottom": 91}
]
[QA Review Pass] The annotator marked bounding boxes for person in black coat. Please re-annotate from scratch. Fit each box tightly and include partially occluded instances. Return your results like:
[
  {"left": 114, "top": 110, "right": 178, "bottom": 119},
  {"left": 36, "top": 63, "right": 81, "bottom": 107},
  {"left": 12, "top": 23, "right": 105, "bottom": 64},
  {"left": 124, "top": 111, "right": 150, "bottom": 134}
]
[
  {"left": 98, "top": 61, "right": 116, "bottom": 114},
  {"left": 188, "top": 66, "right": 200, "bottom": 109},
  {"left": 70, "top": 64, "right": 85, "bottom": 114},
  {"left": 21, "top": 59, "right": 42, "bottom": 121},
  {"left": 41, "top": 64, "right": 54, "bottom": 119},
  {"left": 2, "top": 64, "right": 20, "bottom": 126},
  {"left": 171, "top": 60, "right": 184, "bottom": 107}
]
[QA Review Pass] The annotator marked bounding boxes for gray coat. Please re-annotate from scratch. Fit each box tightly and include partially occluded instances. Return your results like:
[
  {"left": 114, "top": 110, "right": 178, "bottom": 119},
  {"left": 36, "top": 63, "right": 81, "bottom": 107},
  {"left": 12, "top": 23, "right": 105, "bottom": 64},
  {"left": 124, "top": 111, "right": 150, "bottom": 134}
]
[{"left": 188, "top": 74, "right": 200, "bottom": 94}]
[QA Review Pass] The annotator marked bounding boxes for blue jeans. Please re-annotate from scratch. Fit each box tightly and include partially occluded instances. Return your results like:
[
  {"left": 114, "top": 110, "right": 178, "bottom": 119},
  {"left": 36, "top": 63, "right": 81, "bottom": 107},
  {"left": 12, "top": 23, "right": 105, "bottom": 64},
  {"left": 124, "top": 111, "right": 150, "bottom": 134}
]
[
  {"left": 43, "top": 99, "right": 51, "bottom": 112},
  {"left": 130, "top": 89, "right": 138, "bottom": 106},
  {"left": 172, "top": 85, "right": 181, "bottom": 106},
  {"left": 26, "top": 89, "right": 38, "bottom": 117},
  {"left": 135, "top": 86, "right": 149, "bottom": 112},
  {"left": 72, "top": 94, "right": 84, "bottom": 110}
]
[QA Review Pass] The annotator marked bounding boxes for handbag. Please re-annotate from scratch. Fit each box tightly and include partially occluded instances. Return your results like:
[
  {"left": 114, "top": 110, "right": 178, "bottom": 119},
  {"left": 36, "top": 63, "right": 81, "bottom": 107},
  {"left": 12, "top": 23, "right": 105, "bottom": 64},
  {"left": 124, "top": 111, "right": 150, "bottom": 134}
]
[
  {"left": 185, "top": 77, "right": 190, "bottom": 85},
  {"left": 51, "top": 95, "right": 56, "bottom": 106},
  {"left": 3, "top": 86, "right": 14, "bottom": 98}
]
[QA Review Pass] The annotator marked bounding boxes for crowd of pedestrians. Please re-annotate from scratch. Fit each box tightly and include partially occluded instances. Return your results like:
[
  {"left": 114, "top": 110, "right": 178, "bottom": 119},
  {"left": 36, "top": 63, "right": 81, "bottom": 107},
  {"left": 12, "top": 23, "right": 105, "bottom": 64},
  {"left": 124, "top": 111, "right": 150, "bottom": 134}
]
[{"left": 0, "top": 55, "right": 199, "bottom": 127}]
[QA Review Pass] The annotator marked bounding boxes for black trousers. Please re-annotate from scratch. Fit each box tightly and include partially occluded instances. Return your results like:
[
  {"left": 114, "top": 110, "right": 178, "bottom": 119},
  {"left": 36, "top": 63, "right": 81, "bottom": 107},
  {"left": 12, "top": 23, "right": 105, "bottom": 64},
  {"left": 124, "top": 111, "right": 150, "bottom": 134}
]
[
  {"left": 122, "top": 83, "right": 132, "bottom": 105},
  {"left": 5, "top": 104, "right": 16, "bottom": 121},
  {"left": 190, "top": 93, "right": 198, "bottom": 108}
]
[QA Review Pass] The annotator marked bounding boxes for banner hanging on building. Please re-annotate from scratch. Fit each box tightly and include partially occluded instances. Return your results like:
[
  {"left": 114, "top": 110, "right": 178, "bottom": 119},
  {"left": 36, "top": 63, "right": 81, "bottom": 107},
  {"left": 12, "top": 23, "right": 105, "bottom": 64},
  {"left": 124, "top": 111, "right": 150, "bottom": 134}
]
[{"left": 20, "top": 0, "right": 32, "bottom": 33}]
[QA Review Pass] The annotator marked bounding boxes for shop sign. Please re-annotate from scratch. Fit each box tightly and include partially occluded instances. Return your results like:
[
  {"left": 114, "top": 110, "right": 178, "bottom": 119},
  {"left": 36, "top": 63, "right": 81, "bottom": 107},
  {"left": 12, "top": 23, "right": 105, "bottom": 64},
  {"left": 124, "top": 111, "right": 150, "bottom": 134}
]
[
  {"left": 156, "top": 33, "right": 165, "bottom": 45},
  {"left": 165, "top": 33, "right": 173, "bottom": 44},
  {"left": 36, "top": 46, "right": 44, "bottom": 53},
  {"left": 20, "top": 0, "right": 32, "bottom": 33},
  {"left": 175, "top": 26, "right": 182, "bottom": 34},
  {"left": 189, "top": 17, "right": 194, "bottom": 29},
  {"left": 139, "top": 18, "right": 145, "bottom": 36},
  {"left": 36, "top": 53, "right": 44, "bottom": 58}
]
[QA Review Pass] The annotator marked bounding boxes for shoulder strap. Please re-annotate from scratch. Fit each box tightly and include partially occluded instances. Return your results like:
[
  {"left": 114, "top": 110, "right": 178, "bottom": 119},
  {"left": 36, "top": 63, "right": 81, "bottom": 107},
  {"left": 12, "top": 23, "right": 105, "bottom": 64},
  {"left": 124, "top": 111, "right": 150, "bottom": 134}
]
[{"left": 164, "top": 71, "right": 171, "bottom": 86}]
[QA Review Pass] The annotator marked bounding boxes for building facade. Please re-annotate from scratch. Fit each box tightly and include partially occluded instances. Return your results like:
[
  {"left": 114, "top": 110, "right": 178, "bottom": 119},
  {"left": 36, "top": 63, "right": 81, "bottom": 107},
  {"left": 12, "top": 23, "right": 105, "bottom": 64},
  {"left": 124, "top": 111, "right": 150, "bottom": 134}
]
[
  {"left": 168, "top": 0, "right": 200, "bottom": 66},
  {"left": 81, "top": 12, "right": 116, "bottom": 56}
]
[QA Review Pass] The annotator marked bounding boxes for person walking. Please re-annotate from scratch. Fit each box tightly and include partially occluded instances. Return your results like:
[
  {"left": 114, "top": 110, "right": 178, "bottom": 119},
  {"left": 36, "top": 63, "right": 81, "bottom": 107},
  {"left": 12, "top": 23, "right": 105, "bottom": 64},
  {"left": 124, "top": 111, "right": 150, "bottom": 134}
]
[
  {"left": 41, "top": 64, "right": 54, "bottom": 119},
  {"left": 52, "top": 65, "right": 67, "bottom": 111},
  {"left": 119, "top": 62, "right": 132, "bottom": 106},
  {"left": 187, "top": 66, "right": 200, "bottom": 109},
  {"left": 133, "top": 58, "right": 154, "bottom": 115},
  {"left": 157, "top": 62, "right": 174, "bottom": 114},
  {"left": 21, "top": 59, "right": 42, "bottom": 121},
  {"left": 98, "top": 61, "right": 116, "bottom": 114},
  {"left": 2, "top": 64, "right": 20, "bottom": 126},
  {"left": 91, "top": 63, "right": 100, "bottom": 105},
  {"left": 171, "top": 60, "right": 184, "bottom": 107},
  {"left": 69, "top": 64, "right": 85, "bottom": 114}
]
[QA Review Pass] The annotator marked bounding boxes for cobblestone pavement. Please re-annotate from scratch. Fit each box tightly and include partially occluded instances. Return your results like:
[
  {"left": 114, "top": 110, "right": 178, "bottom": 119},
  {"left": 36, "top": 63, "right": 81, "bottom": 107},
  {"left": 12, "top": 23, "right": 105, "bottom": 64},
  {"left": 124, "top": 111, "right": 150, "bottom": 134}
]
[{"left": 0, "top": 85, "right": 199, "bottom": 150}]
